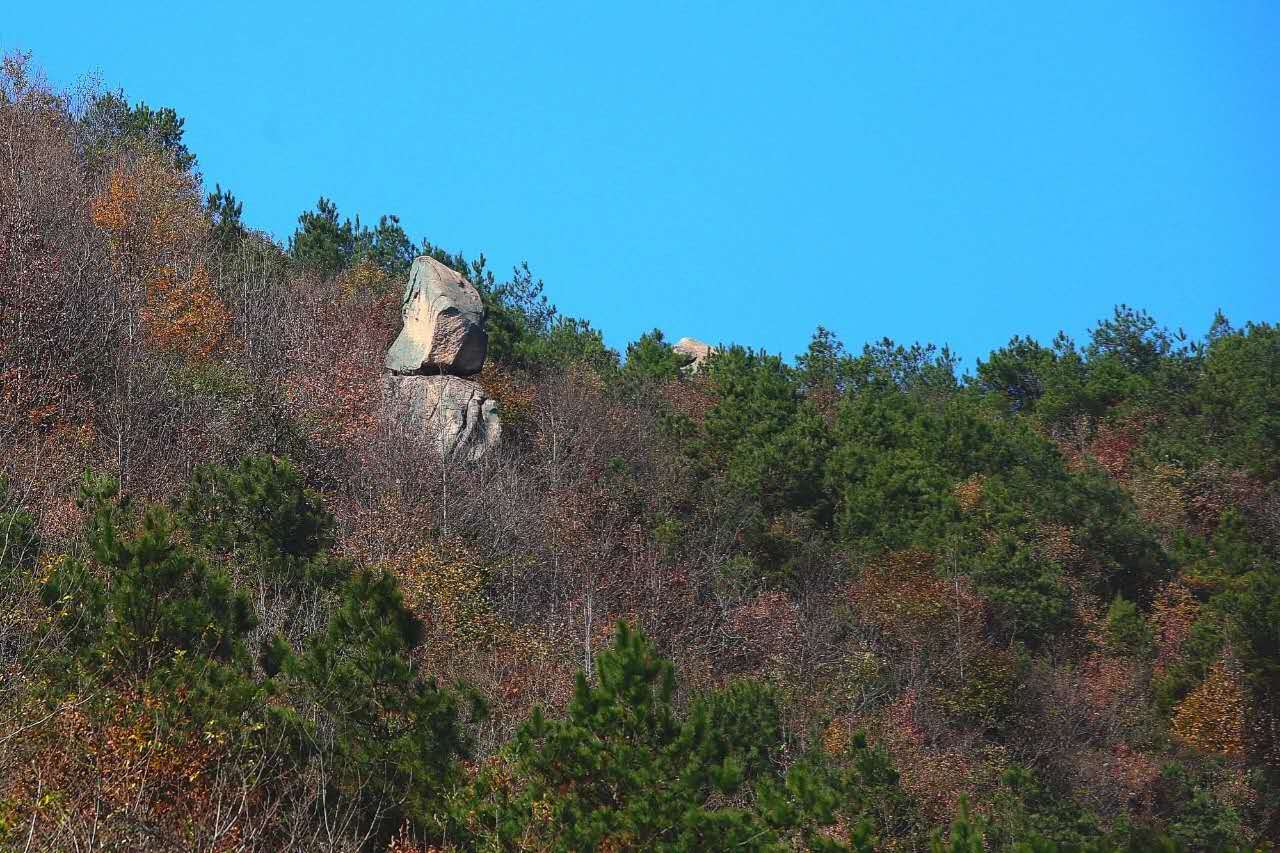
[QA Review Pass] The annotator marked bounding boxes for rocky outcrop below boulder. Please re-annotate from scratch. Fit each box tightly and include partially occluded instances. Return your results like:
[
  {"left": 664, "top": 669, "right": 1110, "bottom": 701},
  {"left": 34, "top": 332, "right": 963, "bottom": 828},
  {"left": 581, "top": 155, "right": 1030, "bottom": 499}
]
[
  {"left": 385, "top": 256, "right": 487, "bottom": 376},
  {"left": 382, "top": 375, "right": 501, "bottom": 462},
  {"left": 673, "top": 337, "right": 715, "bottom": 373}
]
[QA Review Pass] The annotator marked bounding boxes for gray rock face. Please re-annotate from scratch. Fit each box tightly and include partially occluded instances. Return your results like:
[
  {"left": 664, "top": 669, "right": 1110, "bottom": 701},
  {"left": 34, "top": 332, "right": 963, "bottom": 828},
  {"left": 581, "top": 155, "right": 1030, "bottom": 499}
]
[
  {"left": 673, "top": 337, "right": 715, "bottom": 373},
  {"left": 385, "top": 256, "right": 487, "bottom": 376},
  {"left": 382, "top": 375, "right": 502, "bottom": 462}
]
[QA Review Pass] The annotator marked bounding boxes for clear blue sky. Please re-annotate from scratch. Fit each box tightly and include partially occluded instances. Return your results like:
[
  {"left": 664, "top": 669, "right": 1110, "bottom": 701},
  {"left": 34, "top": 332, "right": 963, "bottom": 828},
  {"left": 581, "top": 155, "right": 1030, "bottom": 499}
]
[{"left": 5, "top": 2, "right": 1278, "bottom": 366}]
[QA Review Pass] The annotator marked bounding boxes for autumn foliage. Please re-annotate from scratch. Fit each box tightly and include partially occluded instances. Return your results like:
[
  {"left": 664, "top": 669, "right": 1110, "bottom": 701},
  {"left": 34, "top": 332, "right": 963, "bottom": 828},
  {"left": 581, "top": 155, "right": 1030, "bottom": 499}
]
[{"left": 4, "top": 53, "right": 1280, "bottom": 851}]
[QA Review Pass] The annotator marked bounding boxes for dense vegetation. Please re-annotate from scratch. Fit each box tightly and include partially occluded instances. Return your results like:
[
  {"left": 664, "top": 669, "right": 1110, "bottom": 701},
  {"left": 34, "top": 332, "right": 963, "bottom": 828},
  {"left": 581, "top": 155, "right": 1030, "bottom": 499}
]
[{"left": 2, "top": 53, "right": 1278, "bottom": 850}]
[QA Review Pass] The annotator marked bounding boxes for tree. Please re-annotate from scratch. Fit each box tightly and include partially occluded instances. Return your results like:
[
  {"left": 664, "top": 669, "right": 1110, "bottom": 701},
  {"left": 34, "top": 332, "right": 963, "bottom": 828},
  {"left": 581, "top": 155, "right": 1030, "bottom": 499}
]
[
  {"left": 1086, "top": 304, "right": 1179, "bottom": 377},
  {"left": 289, "top": 196, "right": 355, "bottom": 276},
  {"left": 353, "top": 213, "right": 416, "bottom": 277},
  {"left": 78, "top": 90, "right": 196, "bottom": 172},
  {"left": 285, "top": 567, "right": 478, "bottom": 846},
  {"left": 974, "top": 335, "right": 1056, "bottom": 414},
  {"left": 1194, "top": 321, "right": 1280, "bottom": 477},
  {"left": 39, "top": 473, "right": 258, "bottom": 730},
  {"left": 477, "top": 622, "right": 783, "bottom": 850},
  {"left": 206, "top": 183, "right": 245, "bottom": 250},
  {"left": 623, "top": 328, "right": 692, "bottom": 383}
]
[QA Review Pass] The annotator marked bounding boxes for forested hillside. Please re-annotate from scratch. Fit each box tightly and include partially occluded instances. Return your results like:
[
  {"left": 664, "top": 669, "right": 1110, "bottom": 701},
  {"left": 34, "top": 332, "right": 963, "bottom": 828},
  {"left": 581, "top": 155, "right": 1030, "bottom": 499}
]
[{"left": 3, "top": 53, "right": 1279, "bottom": 851}]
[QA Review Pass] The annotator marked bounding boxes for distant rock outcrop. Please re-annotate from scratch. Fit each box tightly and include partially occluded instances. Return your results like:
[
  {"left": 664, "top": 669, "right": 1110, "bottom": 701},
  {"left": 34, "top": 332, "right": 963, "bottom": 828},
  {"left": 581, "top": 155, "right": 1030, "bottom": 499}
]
[
  {"left": 672, "top": 337, "right": 715, "bottom": 373},
  {"left": 382, "top": 256, "right": 501, "bottom": 461},
  {"left": 382, "top": 374, "right": 501, "bottom": 462},
  {"left": 385, "top": 256, "right": 487, "bottom": 376}
]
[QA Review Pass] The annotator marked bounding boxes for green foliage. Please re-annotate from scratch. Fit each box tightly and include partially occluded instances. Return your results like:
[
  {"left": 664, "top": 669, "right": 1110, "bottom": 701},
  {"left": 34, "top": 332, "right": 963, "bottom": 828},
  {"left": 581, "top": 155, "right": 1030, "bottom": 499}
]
[
  {"left": 1159, "top": 763, "right": 1248, "bottom": 852},
  {"left": 1194, "top": 321, "right": 1280, "bottom": 477},
  {"left": 825, "top": 389, "right": 1014, "bottom": 549},
  {"left": 78, "top": 89, "right": 196, "bottom": 171},
  {"left": 285, "top": 567, "right": 478, "bottom": 841},
  {"left": 0, "top": 479, "right": 39, "bottom": 583},
  {"left": 932, "top": 802, "right": 986, "bottom": 853},
  {"left": 623, "top": 328, "right": 691, "bottom": 383},
  {"left": 1105, "top": 595, "right": 1154, "bottom": 656},
  {"left": 1050, "top": 467, "right": 1168, "bottom": 601},
  {"left": 357, "top": 213, "right": 417, "bottom": 277},
  {"left": 971, "top": 535, "right": 1070, "bottom": 642},
  {"left": 759, "top": 731, "right": 920, "bottom": 850},
  {"left": 467, "top": 624, "right": 915, "bottom": 851},
  {"left": 32, "top": 462, "right": 474, "bottom": 848},
  {"left": 289, "top": 198, "right": 416, "bottom": 278},
  {"left": 520, "top": 316, "right": 620, "bottom": 376},
  {"left": 1154, "top": 616, "right": 1227, "bottom": 714},
  {"left": 206, "top": 183, "right": 245, "bottom": 250},
  {"left": 975, "top": 335, "right": 1059, "bottom": 414},
  {"left": 475, "top": 623, "right": 779, "bottom": 850},
  {"left": 288, "top": 196, "right": 355, "bottom": 276},
  {"left": 1085, "top": 304, "right": 1182, "bottom": 377},
  {"left": 987, "top": 766, "right": 1107, "bottom": 851},
  {"left": 797, "top": 327, "right": 960, "bottom": 404},
  {"left": 700, "top": 346, "right": 830, "bottom": 519},
  {"left": 38, "top": 473, "right": 260, "bottom": 737},
  {"left": 181, "top": 455, "right": 344, "bottom": 588},
  {"left": 1226, "top": 562, "right": 1280, "bottom": 701}
]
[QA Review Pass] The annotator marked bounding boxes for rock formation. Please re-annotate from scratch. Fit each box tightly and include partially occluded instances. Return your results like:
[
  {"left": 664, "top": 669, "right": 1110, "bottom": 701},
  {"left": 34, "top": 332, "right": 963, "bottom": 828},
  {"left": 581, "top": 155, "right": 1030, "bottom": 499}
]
[
  {"left": 385, "top": 255, "right": 487, "bottom": 376},
  {"left": 382, "top": 256, "right": 501, "bottom": 461},
  {"left": 672, "top": 337, "right": 715, "bottom": 373},
  {"left": 382, "top": 374, "right": 501, "bottom": 462}
]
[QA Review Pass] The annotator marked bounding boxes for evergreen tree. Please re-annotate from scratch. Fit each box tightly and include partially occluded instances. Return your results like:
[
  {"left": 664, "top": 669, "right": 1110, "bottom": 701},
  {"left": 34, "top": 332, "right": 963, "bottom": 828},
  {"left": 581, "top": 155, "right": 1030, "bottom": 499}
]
[
  {"left": 206, "top": 183, "right": 245, "bottom": 250},
  {"left": 286, "top": 568, "right": 477, "bottom": 846},
  {"left": 481, "top": 622, "right": 783, "bottom": 851},
  {"left": 623, "top": 328, "right": 692, "bottom": 383},
  {"left": 78, "top": 89, "right": 197, "bottom": 171},
  {"left": 289, "top": 196, "right": 356, "bottom": 275}
]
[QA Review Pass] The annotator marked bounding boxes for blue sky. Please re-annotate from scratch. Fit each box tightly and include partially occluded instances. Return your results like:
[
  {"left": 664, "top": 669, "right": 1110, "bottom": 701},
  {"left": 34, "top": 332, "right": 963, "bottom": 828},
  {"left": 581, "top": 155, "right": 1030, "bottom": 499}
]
[{"left": 5, "top": 2, "right": 1278, "bottom": 366}]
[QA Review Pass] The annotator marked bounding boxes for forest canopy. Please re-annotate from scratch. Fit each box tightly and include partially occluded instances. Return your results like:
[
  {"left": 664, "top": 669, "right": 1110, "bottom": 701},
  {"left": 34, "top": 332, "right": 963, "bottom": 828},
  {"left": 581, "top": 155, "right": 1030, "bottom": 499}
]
[{"left": 2, "top": 52, "right": 1279, "bottom": 851}]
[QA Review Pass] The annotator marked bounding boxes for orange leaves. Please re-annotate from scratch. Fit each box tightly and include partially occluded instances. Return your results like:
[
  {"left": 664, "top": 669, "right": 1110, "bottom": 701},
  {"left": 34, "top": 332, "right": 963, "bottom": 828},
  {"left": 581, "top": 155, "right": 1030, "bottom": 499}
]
[
  {"left": 91, "top": 154, "right": 206, "bottom": 261},
  {"left": 1079, "top": 653, "right": 1145, "bottom": 722},
  {"left": 660, "top": 371, "right": 717, "bottom": 425},
  {"left": 398, "top": 539, "right": 500, "bottom": 647},
  {"left": 952, "top": 474, "right": 985, "bottom": 513},
  {"left": 90, "top": 155, "right": 231, "bottom": 363},
  {"left": 1128, "top": 463, "right": 1188, "bottom": 539},
  {"left": 142, "top": 261, "right": 229, "bottom": 359},
  {"left": 281, "top": 292, "right": 390, "bottom": 461},
  {"left": 3, "top": 692, "right": 242, "bottom": 850},
  {"left": 88, "top": 166, "right": 140, "bottom": 234},
  {"left": 879, "top": 688, "right": 978, "bottom": 823},
  {"left": 848, "top": 550, "right": 983, "bottom": 647},
  {"left": 0, "top": 221, "right": 77, "bottom": 431},
  {"left": 395, "top": 540, "right": 573, "bottom": 720},
  {"left": 1106, "top": 743, "right": 1161, "bottom": 807},
  {"left": 1171, "top": 657, "right": 1248, "bottom": 758}
]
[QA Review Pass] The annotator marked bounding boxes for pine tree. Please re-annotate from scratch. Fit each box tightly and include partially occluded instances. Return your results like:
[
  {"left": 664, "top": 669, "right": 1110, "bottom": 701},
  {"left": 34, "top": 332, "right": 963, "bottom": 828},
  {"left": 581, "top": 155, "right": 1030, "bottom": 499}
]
[
  {"left": 285, "top": 568, "right": 478, "bottom": 845},
  {"left": 487, "top": 622, "right": 782, "bottom": 851}
]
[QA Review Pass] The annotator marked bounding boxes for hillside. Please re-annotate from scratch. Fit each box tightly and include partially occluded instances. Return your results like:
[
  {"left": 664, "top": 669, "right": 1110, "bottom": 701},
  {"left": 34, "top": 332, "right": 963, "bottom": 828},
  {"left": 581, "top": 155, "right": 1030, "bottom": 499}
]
[{"left": 2, "top": 53, "right": 1279, "bottom": 851}]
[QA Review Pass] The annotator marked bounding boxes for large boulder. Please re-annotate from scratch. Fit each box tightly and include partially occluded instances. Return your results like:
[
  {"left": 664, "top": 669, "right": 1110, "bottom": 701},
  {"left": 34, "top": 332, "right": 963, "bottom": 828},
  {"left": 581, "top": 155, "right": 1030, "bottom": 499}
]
[
  {"left": 672, "top": 337, "right": 715, "bottom": 373},
  {"left": 385, "top": 256, "right": 487, "bottom": 376},
  {"left": 382, "top": 375, "right": 501, "bottom": 462}
]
